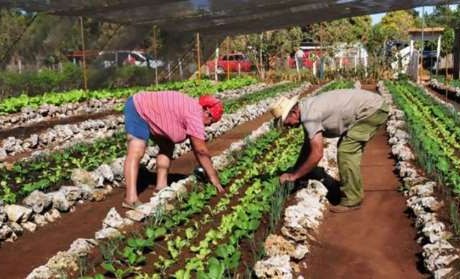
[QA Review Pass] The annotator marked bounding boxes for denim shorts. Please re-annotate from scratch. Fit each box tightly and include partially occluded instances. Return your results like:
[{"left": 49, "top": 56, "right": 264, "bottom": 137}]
[{"left": 124, "top": 96, "right": 150, "bottom": 141}]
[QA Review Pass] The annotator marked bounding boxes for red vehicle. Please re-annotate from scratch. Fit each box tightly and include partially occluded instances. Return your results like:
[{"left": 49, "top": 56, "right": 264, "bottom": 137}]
[{"left": 207, "top": 53, "right": 252, "bottom": 73}]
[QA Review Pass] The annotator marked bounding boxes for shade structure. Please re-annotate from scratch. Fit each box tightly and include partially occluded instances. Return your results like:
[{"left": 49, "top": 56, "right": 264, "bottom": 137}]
[{"left": 1, "top": 0, "right": 460, "bottom": 35}]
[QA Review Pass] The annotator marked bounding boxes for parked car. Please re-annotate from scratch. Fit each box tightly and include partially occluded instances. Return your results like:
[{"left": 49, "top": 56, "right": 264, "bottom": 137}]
[
  {"left": 207, "top": 53, "right": 252, "bottom": 74},
  {"left": 97, "top": 50, "right": 164, "bottom": 69}
]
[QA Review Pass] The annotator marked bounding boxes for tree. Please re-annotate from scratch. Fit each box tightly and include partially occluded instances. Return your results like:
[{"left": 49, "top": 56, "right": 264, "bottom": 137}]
[{"left": 379, "top": 10, "right": 416, "bottom": 41}]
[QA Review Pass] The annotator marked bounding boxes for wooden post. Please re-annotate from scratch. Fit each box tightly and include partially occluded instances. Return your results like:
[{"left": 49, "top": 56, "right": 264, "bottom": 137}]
[
  {"left": 214, "top": 46, "right": 219, "bottom": 81},
  {"left": 436, "top": 35, "right": 442, "bottom": 76},
  {"left": 153, "top": 26, "right": 159, "bottom": 86},
  {"left": 168, "top": 62, "right": 171, "bottom": 81},
  {"left": 259, "top": 33, "right": 264, "bottom": 80},
  {"left": 79, "top": 16, "right": 88, "bottom": 92},
  {"left": 178, "top": 58, "right": 183, "bottom": 80},
  {"left": 196, "top": 32, "right": 201, "bottom": 81},
  {"left": 227, "top": 37, "right": 231, "bottom": 80}
]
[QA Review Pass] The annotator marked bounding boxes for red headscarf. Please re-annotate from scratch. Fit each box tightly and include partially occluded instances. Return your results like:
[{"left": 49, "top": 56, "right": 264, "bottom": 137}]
[{"left": 199, "top": 95, "right": 224, "bottom": 122}]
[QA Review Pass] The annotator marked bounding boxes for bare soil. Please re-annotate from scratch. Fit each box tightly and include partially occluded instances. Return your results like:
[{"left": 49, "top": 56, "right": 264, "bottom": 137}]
[{"left": 303, "top": 127, "right": 428, "bottom": 279}]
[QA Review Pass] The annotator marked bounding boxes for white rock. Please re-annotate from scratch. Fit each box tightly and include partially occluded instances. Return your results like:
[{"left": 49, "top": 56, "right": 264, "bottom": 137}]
[
  {"left": 22, "top": 221, "right": 37, "bottom": 232},
  {"left": 422, "top": 221, "right": 449, "bottom": 243},
  {"left": 103, "top": 207, "right": 125, "bottom": 229},
  {"left": 68, "top": 238, "right": 98, "bottom": 256},
  {"left": 5, "top": 231, "right": 18, "bottom": 242},
  {"left": 407, "top": 196, "right": 443, "bottom": 212},
  {"left": 254, "top": 255, "right": 293, "bottom": 279},
  {"left": 71, "top": 169, "right": 97, "bottom": 187},
  {"left": 125, "top": 210, "right": 147, "bottom": 222},
  {"left": 26, "top": 266, "right": 52, "bottom": 279},
  {"left": 8, "top": 222, "right": 23, "bottom": 235},
  {"left": 59, "top": 186, "right": 82, "bottom": 201},
  {"left": 434, "top": 268, "right": 454, "bottom": 279},
  {"left": 0, "top": 224, "right": 13, "bottom": 240},
  {"left": 0, "top": 148, "right": 7, "bottom": 159},
  {"left": 94, "top": 164, "right": 114, "bottom": 182},
  {"left": 23, "top": 190, "right": 52, "bottom": 213},
  {"left": 135, "top": 203, "right": 156, "bottom": 216},
  {"left": 408, "top": 182, "right": 436, "bottom": 198},
  {"left": 95, "top": 227, "right": 121, "bottom": 240},
  {"left": 44, "top": 208, "right": 61, "bottom": 223},
  {"left": 5, "top": 204, "right": 33, "bottom": 223},
  {"left": 48, "top": 191, "right": 72, "bottom": 212},
  {"left": 33, "top": 214, "right": 48, "bottom": 227},
  {"left": 110, "top": 158, "right": 125, "bottom": 180},
  {"left": 264, "top": 234, "right": 309, "bottom": 260}
]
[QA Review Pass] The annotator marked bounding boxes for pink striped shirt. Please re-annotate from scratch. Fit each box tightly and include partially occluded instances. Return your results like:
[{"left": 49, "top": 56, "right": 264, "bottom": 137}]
[{"left": 133, "top": 91, "right": 205, "bottom": 143}]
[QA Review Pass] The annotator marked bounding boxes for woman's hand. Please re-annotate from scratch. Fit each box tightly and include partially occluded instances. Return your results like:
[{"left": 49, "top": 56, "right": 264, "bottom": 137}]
[{"left": 190, "top": 136, "right": 226, "bottom": 194}]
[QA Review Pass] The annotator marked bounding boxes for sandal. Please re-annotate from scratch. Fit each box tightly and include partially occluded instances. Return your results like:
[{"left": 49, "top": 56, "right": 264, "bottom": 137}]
[{"left": 122, "top": 200, "right": 143, "bottom": 210}]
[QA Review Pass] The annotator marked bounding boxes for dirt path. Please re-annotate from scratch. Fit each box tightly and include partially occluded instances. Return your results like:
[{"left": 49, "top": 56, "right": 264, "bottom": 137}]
[
  {"left": 303, "top": 127, "right": 426, "bottom": 279},
  {"left": 0, "top": 111, "right": 273, "bottom": 279}
]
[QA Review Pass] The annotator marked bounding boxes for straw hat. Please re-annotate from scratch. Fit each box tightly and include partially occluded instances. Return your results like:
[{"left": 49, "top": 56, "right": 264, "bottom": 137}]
[{"left": 270, "top": 95, "right": 299, "bottom": 122}]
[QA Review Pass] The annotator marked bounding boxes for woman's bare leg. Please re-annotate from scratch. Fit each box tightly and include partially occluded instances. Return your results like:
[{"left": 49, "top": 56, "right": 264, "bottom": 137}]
[
  {"left": 124, "top": 135, "right": 146, "bottom": 203},
  {"left": 155, "top": 137, "right": 175, "bottom": 191}
]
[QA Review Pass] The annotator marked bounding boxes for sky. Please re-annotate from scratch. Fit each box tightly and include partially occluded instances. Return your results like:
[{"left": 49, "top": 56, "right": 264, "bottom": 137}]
[{"left": 371, "top": 6, "right": 435, "bottom": 25}]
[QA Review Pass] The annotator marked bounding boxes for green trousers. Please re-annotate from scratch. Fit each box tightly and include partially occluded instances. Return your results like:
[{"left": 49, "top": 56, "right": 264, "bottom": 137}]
[{"left": 337, "top": 104, "right": 389, "bottom": 206}]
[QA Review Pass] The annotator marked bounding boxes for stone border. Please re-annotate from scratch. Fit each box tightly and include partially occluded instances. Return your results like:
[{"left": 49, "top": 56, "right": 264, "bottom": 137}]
[
  {"left": 0, "top": 83, "right": 310, "bottom": 247},
  {"left": 378, "top": 81, "right": 460, "bottom": 279},
  {"left": 0, "top": 82, "right": 272, "bottom": 132},
  {"left": 0, "top": 82, "right": 298, "bottom": 161},
  {"left": 429, "top": 79, "right": 460, "bottom": 98},
  {"left": 253, "top": 137, "right": 338, "bottom": 278},
  {"left": 25, "top": 120, "right": 277, "bottom": 279}
]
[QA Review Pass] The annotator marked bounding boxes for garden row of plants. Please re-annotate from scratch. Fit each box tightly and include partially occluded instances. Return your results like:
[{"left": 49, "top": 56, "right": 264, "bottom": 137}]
[
  {"left": 386, "top": 80, "right": 460, "bottom": 194},
  {"left": 0, "top": 76, "right": 257, "bottom": 115},
  {"left": 0, "top": 82, "right": 300, "bottom": 203},
  {"left": 80, "top": 79, "right": 356, "bottom": 279},
  {"left": 80, "top": 126, "right": 302, "bottom": 279},
  {"left": 432, "top": 75, "right": 460, "bottom": 89}
]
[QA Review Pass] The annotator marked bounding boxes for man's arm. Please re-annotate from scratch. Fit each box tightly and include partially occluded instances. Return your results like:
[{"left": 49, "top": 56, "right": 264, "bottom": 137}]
[
  {"left": 280, "top": 132, "right": 323, "bottom": 183},
  {"left": 189, "top": 136, "right": 225, "bottom": 193},
  {"left": 292, "top": 128, "right": 311, "bottom": 170}
]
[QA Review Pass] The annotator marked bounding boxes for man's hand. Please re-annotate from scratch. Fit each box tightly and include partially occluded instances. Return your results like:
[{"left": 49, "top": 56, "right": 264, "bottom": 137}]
[{"left": 280, "top": 172, "right": 297, "bottom": 184}]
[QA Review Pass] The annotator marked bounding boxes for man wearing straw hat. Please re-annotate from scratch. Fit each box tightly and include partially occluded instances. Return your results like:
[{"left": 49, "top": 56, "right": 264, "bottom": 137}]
[{"left": 270, "top": 89, "right": 389, "bottom": 213}]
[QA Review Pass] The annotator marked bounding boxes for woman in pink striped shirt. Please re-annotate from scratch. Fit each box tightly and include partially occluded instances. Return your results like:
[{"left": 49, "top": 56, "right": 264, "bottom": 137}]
[{"left": 123, "top": 91, "right": 225, "bottom": 209}]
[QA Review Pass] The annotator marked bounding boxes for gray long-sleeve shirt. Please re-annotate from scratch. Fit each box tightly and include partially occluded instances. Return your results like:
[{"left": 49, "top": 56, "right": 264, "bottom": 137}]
[{"left": 300, "top": 89, "right": 385, "bottom": 139}]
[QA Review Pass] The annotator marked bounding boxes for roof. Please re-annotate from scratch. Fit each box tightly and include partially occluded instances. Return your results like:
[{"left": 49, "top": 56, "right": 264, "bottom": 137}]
[
  {"left": 408, "top": 27, "right": 445, "bottom": 34},
  {"left": 1, "top": 0, "right": 459, "bottom": 35}
]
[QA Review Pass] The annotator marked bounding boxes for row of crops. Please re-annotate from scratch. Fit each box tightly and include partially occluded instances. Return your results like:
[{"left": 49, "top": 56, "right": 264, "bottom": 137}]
[
  {"left": 0, "top": 82, "right": 300, "bottom": 203},
  {"left": 386, "top": 81, "right": 460, "bottom": 194},
  {"left": 67, "top": 80, "right": 355, "bottom": 279},
  {"left": 0, "top": 76, "right": 257, "bottom": 114},
  {"left": 79, "top": 126, "right": 303, "bottom": 279},
  {"left": 432, "top": 75, "right": 460, "bottom": 89}
]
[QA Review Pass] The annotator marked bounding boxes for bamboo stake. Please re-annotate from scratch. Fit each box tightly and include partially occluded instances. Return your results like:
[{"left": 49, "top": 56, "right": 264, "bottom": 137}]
[
  {"left": 196, "top": 32, "right": 201, "bottom": 80},
  {"left": 79, "top": 17, "right": 88, "bottom": 92},
  {"left": 227, "top": 37, "right": 231, "bottom": 80},
  {"left": 153, "top": 26, "right": 158, "bottom": 85}
]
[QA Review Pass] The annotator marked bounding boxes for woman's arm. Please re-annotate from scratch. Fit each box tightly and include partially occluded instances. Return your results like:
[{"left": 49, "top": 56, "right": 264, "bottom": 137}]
[{"left": 189, "top": 136, "right": 225, "bottom": 193}]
